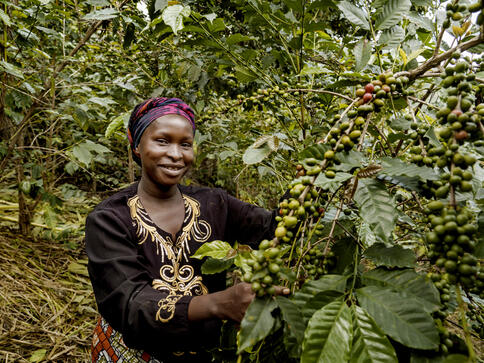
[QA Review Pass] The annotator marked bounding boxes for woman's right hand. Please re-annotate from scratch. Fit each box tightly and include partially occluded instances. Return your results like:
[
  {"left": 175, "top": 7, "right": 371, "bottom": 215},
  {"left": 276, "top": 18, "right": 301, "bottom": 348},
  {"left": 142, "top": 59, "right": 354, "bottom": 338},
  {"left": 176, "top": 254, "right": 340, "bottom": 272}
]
[{"left": 188, "top": 282, "right": 290, "bottom": 323}]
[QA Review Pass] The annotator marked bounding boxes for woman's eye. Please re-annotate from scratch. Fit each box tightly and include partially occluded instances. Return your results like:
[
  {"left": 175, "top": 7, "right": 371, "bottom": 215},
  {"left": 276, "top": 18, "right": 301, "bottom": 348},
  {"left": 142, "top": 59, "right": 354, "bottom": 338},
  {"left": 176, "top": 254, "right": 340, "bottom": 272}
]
[
  {"left": 182, "top": 143, "right": 193, "bottom": 148},
  {"left": 157, "top": 139, "right": 168, "bottom": 144}
]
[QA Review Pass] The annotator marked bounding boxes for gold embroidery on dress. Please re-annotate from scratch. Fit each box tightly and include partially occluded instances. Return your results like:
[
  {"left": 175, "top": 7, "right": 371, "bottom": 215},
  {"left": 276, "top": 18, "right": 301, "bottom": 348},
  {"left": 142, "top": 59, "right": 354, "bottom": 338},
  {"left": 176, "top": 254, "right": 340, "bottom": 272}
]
[{"left": 128, "top": 193, "right": 211, "bottom": 323}]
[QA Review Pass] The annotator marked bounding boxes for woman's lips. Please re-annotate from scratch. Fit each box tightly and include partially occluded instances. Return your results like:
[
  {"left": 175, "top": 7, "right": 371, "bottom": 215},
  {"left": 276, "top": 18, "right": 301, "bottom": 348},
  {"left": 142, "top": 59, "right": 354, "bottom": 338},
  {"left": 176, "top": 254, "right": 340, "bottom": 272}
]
[{"left": 159, "top": 164, "right": 185, "bottom": 176}]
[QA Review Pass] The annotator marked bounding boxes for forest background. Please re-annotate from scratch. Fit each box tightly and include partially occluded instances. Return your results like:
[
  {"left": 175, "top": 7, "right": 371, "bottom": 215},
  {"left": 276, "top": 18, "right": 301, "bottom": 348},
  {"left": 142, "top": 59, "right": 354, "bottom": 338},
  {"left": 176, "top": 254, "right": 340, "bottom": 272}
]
[{"left": 0, "top": 0, "right": 483, "bottom": 362}]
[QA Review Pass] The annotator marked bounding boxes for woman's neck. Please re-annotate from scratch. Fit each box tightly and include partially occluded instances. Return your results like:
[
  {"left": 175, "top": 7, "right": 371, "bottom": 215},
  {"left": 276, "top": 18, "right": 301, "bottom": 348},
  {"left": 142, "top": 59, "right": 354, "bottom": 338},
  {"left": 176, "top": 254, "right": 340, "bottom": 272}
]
[{"left": 137, "top": 178, "right": 181, "bottom": 202}]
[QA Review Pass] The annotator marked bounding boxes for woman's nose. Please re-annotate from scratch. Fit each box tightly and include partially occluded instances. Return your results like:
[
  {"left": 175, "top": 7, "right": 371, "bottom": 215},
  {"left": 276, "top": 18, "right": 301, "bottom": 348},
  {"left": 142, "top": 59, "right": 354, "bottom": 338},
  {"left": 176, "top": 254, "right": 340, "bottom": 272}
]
[{"left": 166, "top": 144, "right": 182, "bottom": 159}]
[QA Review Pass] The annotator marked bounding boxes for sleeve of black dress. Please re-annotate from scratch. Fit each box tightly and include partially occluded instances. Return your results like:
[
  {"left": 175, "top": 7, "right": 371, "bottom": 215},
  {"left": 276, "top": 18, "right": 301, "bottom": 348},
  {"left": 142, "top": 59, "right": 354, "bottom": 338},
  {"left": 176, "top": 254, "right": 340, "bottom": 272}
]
[
  {"left": 85, "top": 208, "right": 217, "bottom": 354},
  {"left": 223, "top": 192, "right": 279, "bottom": 247}
]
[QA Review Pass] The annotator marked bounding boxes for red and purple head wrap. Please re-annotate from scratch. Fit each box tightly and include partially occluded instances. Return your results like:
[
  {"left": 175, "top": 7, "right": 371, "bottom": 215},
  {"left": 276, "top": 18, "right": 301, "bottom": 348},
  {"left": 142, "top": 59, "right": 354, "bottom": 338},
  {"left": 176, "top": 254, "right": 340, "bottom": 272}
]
[{"left": 127, "top": 97, "right": 195, "bottom": 165}]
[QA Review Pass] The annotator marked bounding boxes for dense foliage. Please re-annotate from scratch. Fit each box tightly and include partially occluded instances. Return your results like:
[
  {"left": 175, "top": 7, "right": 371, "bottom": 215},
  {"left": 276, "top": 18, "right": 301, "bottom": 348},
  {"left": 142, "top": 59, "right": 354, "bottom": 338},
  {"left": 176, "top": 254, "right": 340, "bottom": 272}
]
[{"left": 1, "top": 0, "right": 483, "bottom": 361}]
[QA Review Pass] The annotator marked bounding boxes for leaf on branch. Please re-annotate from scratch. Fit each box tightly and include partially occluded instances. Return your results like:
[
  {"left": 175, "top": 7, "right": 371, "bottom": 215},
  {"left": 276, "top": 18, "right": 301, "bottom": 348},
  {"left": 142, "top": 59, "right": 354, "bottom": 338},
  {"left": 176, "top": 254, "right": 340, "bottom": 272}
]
[
  {"left": 354, "top": 38, "right": 372, "bottom": 71},
  {"left": 275, "top": 296, "right": 306, "bottom": 346},
  {"left": 364, "top": 243, "right": 416, "bottom": 268},
  {"left": 161, "top": 4, "right": 191, "bottom": 35},
  {"left": 243, "top": 140, "right": 272, "bottom": 165},
  {"left": 354, "top": 179, "right": 397, "bottom": 243},
  {"left": 337, "top": 1, "right": 370, "bottom": 30},
  {"left": 380, "top": 157, "right": 439, "bottom": 181},
  {"left": 237, "top": 298, "right": 277, "bottom": 353},
  {"left": 361, "top": 268, "right": 440, "bottom": 313},
  {"left": 0, "top": 60, "right": 24, "bottom": 79},
  {"left": 83, "top": 8, "right": 119, "bottom": 21},
  {"left": 293, "top": 275, "right": 348, "bottom": 309},
  {"left": 234, "top": 65, "right": 258, "bottom": 83},
  {"left": 379, "top": 26, "right": 405, "bottom": 49},
  {"left": 0, "top": 8, "right": 12, "bottom": 26},
  {"left": 350, "top": 305, "right": 398, "bottom": 363},
  {"left": 357, "top": 286, "right": 439, "bottom": 350},
  {"left": 314, "top": 172, "right": 352, "bottom": 192},
  {"left": 191, "top": 240, "right": 233, "bottom": 259},
  {"left": 334, "top": 150, "right": 366, "bottom": 172},
  {"left": 375, "top": 0, "right": 411, "bottom": 30},
  {"left": 226, "top": 33, "right": 252, "bottom": 45},
  {"left": 302, "top": 291, "right": 343, "bottom": 323},
  {"left": 299, "top": 143, "right": 331, "bottom": 161},
  {"left": 201, "top": 257, "right": 234, "bottom": 274},
  {"left": 301, "top": 300, "right": 352, "bottom": 363},
  {"left": 376, "top": 174, "right": 420, "bottom": 191}
]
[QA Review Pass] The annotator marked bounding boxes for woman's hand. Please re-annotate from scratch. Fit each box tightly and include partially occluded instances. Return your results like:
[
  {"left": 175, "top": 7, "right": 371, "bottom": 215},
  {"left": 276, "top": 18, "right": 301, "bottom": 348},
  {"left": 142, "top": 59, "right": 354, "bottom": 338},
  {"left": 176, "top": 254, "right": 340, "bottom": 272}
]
[{"left": 188, "top": 283, "right": 290, "bottom": 323}]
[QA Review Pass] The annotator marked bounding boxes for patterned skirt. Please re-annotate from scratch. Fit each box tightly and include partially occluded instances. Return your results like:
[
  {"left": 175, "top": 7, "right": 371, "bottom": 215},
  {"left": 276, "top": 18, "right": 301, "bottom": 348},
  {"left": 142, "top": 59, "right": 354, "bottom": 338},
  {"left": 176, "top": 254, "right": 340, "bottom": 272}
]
[
  {"left": 91, "top": 317, "right": 160, "bottom": 363},
  {"left": 91, "top": 317, "right": 209, "bottom": 363}
]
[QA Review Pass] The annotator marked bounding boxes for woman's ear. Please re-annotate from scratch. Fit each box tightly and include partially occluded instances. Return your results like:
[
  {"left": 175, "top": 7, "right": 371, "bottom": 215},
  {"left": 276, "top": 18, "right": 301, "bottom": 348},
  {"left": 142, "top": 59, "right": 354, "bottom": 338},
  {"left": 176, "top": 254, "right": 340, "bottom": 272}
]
[{"left": 133, "top": 147, "right": 141, "bottom": 158}]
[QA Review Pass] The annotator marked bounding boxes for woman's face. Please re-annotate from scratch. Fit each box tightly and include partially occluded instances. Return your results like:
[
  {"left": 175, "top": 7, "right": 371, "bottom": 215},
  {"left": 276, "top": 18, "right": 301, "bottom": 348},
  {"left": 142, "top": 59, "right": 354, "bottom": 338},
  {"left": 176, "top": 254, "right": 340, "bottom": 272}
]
[{"left": 136, "top": 114, "right": 194, "bottom": 189}]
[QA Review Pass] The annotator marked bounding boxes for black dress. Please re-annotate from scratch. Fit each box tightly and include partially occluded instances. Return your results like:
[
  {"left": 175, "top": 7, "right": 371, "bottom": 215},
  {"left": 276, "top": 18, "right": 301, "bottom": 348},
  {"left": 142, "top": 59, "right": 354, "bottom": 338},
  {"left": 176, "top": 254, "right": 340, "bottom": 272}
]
[{"left": 85, "top": 183, "right": 277, "bottom": 362}]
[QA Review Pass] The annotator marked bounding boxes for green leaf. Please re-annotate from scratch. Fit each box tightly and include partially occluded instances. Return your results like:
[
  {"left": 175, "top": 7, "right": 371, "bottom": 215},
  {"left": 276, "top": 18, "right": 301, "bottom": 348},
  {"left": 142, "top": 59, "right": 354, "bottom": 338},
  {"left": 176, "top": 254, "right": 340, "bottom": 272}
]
[
  {"left": 301, "top": 300, "right": 352, "bottom": 363},
  {"left": 354, "top": 38, "right": 372, "bottom": 71},
  {"left": 293, "top": 275, "right": 348, "bottom": 309},
  {"left": 207, "top": 18, "right": 226, "bottom": 32},
  {"left": 242, "top": 144, "right": 272, "bottom": 165},
  {"left": 357, "top": 286, "right": 439, "bottom": 349},
  {"left": 314, "top": 172, "right": 352, "bottom": 192},
  {"left": 354, "top": 179, "right": 397, "bottom": 243},
  {"left": 234, "top": 65, "right": 258, "bottom": 83},
  {"left": 72, "top": 145, "right": 93, "bottom": 167},
  {"left": 275, "top": 296, "right": 306, "bottom": 345},
  {"left": 154, "top": 0, "right": 168, "bottom": 12},
  {"left": 226, "top": 33, "right": 252, "bottom": 45},
  {"left": 105, "top": 112, "right": 129, "bottom": 138},
  {"left": 83, "top": 8, "right": 119, "bottom": 20},
  {"left": 364, "top": 243, "right": 416, "bottom": 268},
  {"left": 337, "top": 1, "right": 370, "bottom": 30},
  {"left": 334, "top": 150, "right": 366, "bottom": 172},
  {"left": 29, "top": 349, "right": 47, "bottom": 363},
  {"left": 351, "top": 305, "right": 397, "bottom": 363},
  {"left": 378, "top": 26, "right": 405, "bottom": 49},
  {"left": 375, "top": 0, "right": 411, "bottom": 30},
  {"left": 237, "top": 298, "right": 277, "bottom": 353},
  {"left": 361, "top": 268, "right": 440, "bottom": 313},
  {"left": 0, "top": 8, "right": 12, "bottom": 26},
  {"left": 201, "top": 257, "right": 234, "bottom": 274},
  {"left": 0, "top": 60, "right": 24, "bottom": 79},
  {"left": 162, "top": 4, "right": 191, "bottom": 35},
  {"left": 380, "top": 157, "right": 439, "bottom": 181},
  {"left": 299, "top": 143, "right": 330, "bottom": 160},
  {"left": 192, "top": 240, "right": 233, "bottom": 259},
  {"left": 302, "top": 291, "right": 343, "bottom": 322}
]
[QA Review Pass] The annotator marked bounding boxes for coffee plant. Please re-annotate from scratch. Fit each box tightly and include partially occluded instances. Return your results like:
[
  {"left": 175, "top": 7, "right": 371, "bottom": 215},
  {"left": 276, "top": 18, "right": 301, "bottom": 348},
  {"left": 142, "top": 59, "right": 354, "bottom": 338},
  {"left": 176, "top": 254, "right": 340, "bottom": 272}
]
[{"left": 188, "top": 0, "right": 484, "bottom": 361}]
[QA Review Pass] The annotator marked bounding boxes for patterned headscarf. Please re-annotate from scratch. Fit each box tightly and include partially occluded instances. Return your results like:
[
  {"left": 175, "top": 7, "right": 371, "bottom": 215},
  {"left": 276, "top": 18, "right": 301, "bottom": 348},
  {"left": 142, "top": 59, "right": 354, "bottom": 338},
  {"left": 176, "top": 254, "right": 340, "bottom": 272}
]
[{"left": 127, "top": 97, "right": 195, "bottom": 165}]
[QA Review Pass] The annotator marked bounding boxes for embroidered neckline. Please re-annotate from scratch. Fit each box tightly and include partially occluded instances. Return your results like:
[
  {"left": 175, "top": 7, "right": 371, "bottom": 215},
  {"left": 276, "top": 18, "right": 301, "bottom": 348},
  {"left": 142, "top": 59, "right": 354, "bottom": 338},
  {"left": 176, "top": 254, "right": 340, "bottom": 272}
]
[{"left": 127, "top": 192, "right": 211, "bottom": 322}]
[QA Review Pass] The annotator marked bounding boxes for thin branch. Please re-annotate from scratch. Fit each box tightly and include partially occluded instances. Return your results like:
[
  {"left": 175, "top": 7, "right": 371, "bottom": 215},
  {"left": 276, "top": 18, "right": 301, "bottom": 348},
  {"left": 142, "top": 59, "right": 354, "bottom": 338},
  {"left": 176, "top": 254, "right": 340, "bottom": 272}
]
[
  {"left": 407, "top": 95, "right": 439, "bottom": 110},
  {"left": 287, "top": 88, "right": 354, "bottom": 102},
  {"left": 394, "top": 35, "right": 484, "bottom": 81}
]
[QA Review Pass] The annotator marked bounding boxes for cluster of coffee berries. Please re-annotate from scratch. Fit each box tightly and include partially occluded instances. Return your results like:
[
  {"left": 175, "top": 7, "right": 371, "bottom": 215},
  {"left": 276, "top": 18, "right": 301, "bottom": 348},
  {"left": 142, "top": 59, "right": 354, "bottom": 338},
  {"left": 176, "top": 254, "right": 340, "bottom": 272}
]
[
  {"left": 299, "top": 246, "right": 336, "bottom": 280},
  {"left": 242, "top": 239, "right": 284, "bottom": 296},
  {"left": 425, "top": 204, "right": 482, "bottom": 292},
  {"left": 436, "top": 57, "right": 483, "bottom": 143}
]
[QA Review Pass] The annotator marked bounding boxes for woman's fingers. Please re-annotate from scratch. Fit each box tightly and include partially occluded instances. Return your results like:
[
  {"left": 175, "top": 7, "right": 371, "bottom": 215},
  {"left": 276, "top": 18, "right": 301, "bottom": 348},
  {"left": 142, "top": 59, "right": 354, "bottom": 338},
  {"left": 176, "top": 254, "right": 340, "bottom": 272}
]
[{"left": 272, "top": 285, "right": 291, "bottom": 296}]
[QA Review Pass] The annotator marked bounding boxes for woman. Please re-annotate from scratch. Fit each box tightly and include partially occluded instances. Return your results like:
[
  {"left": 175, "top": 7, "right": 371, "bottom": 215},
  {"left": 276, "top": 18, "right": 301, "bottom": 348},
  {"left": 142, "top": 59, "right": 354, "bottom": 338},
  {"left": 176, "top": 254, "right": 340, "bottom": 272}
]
[{"left": 85, "top": 98, "right": 288, "bottom": 362}]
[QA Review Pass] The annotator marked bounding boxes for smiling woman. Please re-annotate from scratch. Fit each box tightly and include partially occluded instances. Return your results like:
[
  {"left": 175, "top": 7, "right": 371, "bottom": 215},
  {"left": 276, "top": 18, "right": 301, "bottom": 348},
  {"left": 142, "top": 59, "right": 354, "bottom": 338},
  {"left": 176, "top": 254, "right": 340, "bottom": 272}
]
[{"left": 85, "top": 97, "right": 288, "bottom": 363}]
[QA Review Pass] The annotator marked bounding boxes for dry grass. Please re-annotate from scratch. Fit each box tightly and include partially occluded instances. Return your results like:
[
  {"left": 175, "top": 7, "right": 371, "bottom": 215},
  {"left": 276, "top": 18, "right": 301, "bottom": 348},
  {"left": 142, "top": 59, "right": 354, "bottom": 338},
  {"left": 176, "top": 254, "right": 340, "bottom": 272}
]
[{"left": 0, "top": 230, "right": 97, "bottom": 362}]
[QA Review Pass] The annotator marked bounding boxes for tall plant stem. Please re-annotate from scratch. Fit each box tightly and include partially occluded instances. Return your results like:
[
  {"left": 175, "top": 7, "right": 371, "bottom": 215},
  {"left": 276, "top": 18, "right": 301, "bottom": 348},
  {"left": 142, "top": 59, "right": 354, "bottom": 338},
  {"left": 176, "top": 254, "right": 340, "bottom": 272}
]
[{"left": 455, "top": 285, "right": 476, "bottom": 362}]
